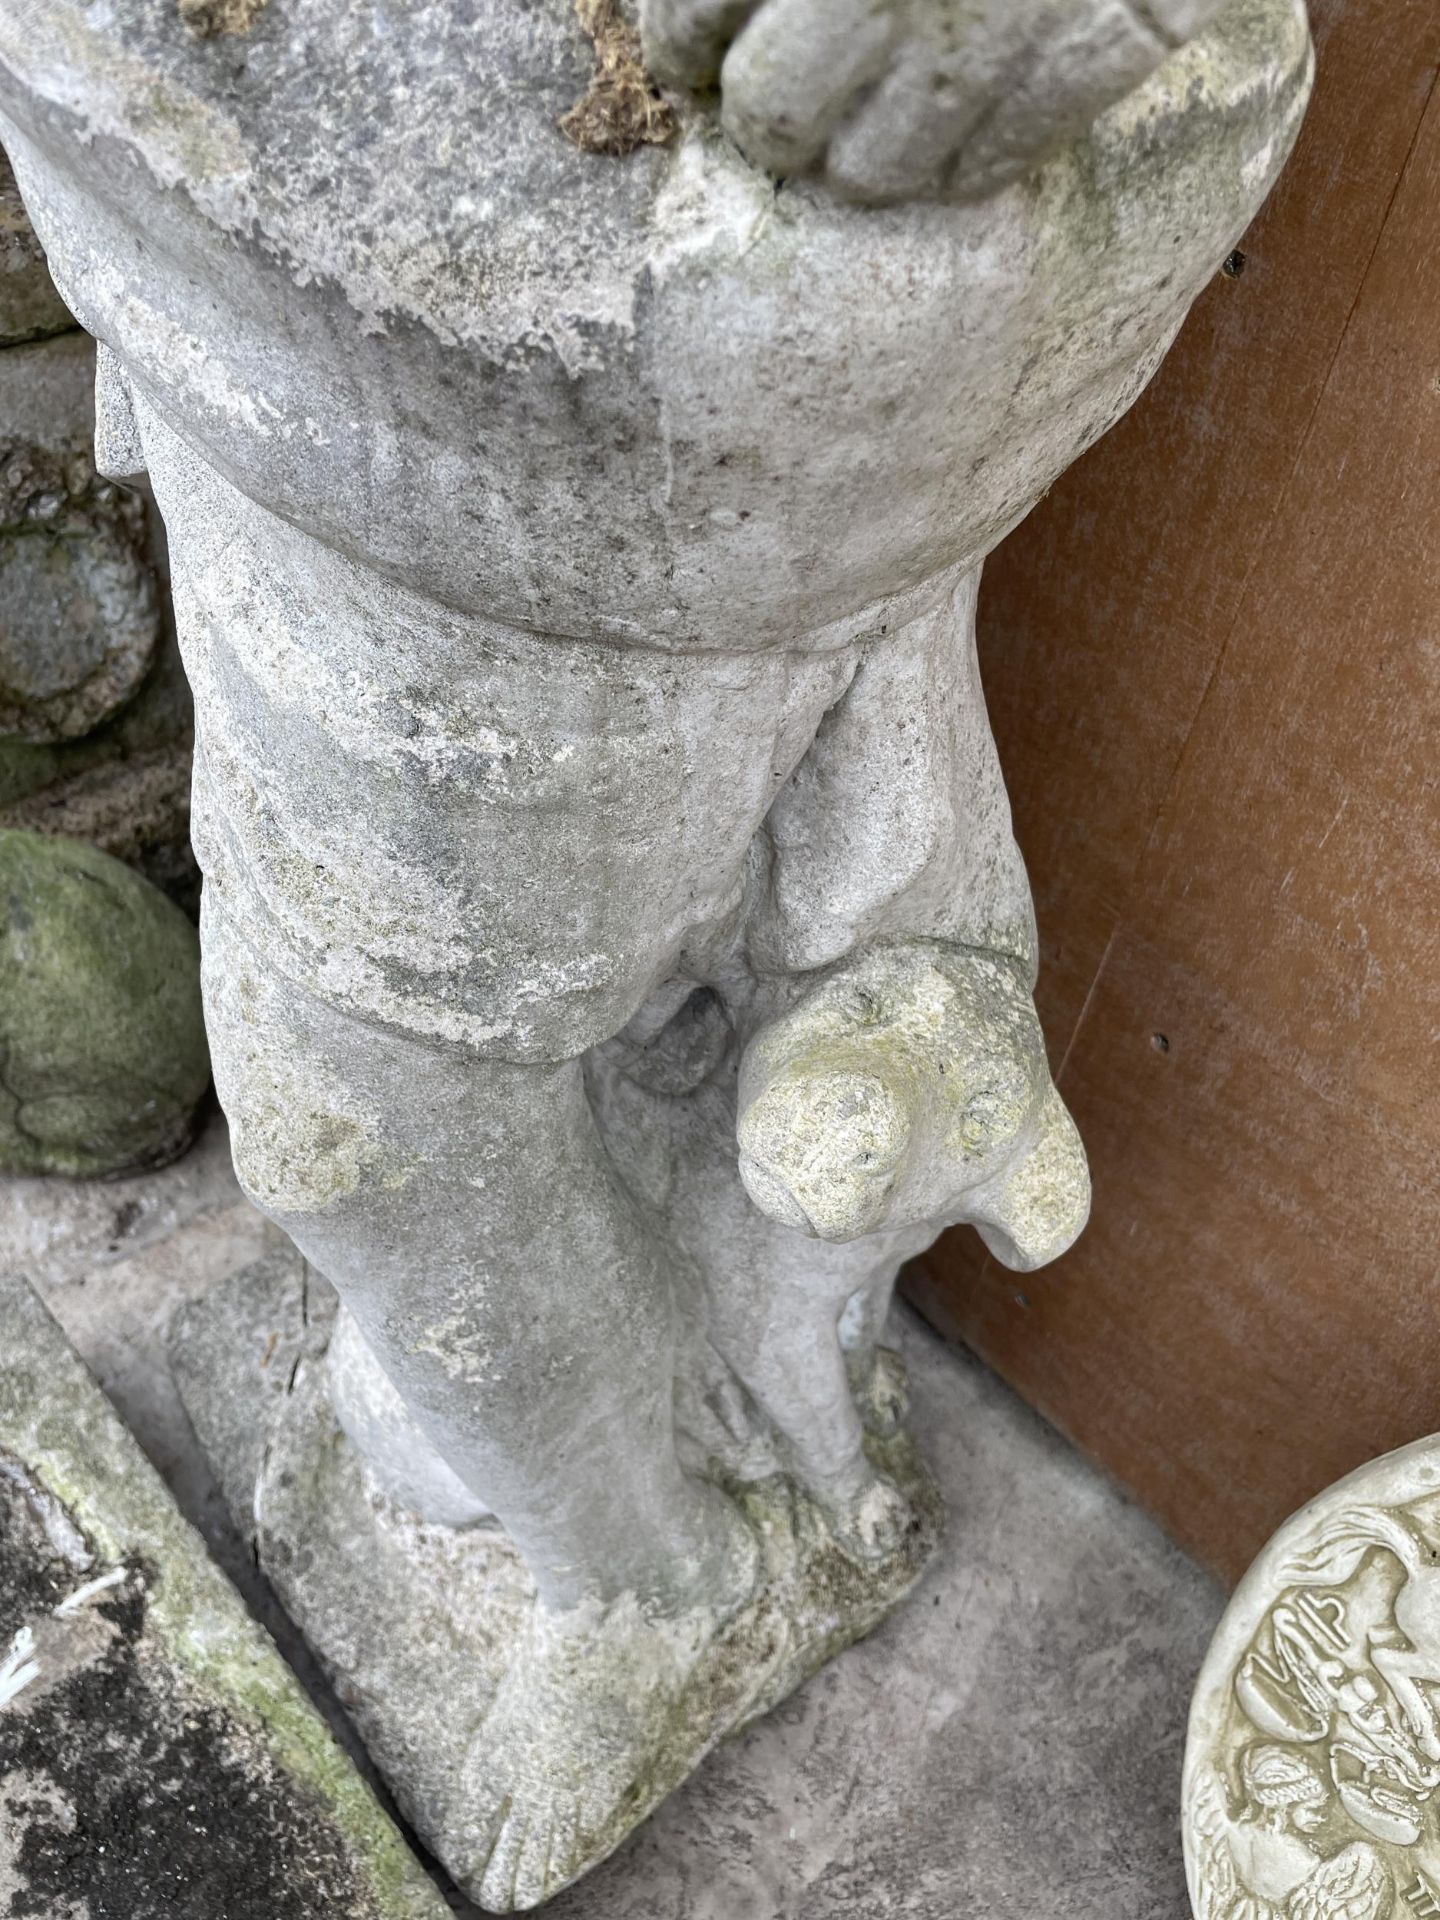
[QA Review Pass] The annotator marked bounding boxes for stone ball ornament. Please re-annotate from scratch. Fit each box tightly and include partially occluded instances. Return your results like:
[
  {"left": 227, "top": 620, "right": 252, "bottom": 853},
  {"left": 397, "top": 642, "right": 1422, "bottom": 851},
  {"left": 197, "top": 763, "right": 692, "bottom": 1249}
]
[
  {"left": 0, "top": 145, "right": 70, "bottom": 344},
  {"left": 0, "top": 0, "right": 1314, "bottom": 1907},
  {"left": 0, "top": 480, "right": 161, "bottom": 744},
  {"left": 0, "top": 331, "right": 162, "bottom": 744},
  {"left": 0, "top": 828, "right": 211, "bottom": 1177},
  {"left": 1184, "top": 1437, "right": 1440, "bottom": 1920}
]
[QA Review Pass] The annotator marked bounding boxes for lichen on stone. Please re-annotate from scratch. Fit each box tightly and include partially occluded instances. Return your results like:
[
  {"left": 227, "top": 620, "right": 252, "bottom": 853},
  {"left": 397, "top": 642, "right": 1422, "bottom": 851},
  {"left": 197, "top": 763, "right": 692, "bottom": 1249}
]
[
  {"left": 0, "top": 1276, "right": 448, "bottom": 1920},
  {"left": 0, "top": 417, "right": 161, "bottom": 746},
  {"left": 0, "top": 151, "right": 73, "bottom": 347},
  {"left": 560, "top": 0, "right": 678, "bottom": 157},
  {"left": 0, "top": 829, "right": 210, "bottom": 1178}
]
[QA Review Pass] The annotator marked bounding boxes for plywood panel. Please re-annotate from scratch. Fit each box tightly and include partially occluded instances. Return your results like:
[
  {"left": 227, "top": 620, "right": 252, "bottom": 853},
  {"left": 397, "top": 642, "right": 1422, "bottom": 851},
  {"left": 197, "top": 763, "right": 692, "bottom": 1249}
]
[
  {"left": 910, "top": 927, "right": 1440, "bottom": 1575},
  {"left": 909, "top": 0, "right": 1440, "bottom": 1583},
  {"left": 978, "top": 0, "right": 1440, "bottom": 1054}
]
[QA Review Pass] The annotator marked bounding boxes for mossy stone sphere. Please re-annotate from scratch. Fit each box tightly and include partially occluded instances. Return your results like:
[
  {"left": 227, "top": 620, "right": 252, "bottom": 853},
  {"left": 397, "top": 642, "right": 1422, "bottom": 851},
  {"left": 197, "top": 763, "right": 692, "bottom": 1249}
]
[{"left": 0, "top": 829, "right": 210, "bottom": 1176}]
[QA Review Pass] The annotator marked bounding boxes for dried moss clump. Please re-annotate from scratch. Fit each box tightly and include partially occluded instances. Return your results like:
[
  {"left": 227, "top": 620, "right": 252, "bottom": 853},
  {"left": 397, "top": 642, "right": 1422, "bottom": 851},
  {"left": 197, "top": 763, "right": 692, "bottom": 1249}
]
[
  {"left": 561, "top": 0, "right": 678, "bottom": 157},
  {"left": 177, "top": 0, "right": 269, "bottom": 38}
]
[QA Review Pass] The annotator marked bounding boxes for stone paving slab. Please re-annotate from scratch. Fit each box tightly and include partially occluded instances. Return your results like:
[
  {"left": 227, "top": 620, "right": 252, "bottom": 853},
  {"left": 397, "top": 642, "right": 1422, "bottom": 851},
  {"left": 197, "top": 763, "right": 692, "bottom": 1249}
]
[
  {"left": 0, "top": 1267, "right": 448, "bottom": 1919},
  {"left": 173, "top": 1238, "right": 1223, "bottom": 1919},
  {"left": 5, "top": 1127, "right": 1225, "bottom": 1915}
]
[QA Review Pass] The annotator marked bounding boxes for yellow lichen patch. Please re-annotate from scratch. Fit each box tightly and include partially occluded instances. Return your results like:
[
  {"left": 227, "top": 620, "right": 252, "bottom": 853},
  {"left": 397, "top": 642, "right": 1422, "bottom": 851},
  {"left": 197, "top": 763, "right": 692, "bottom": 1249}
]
[
  {"left": 204, "top": 948, "right": 407, "bottom": 1218},
  {"left": 177, "top": 0, "right": 269, "bottom": 39},
  {"left": 226, "top": 1080, "right": 372, "bottom": 1218},
  {"left": 560, "top": 0, "right": 678, "bottom": 158}
]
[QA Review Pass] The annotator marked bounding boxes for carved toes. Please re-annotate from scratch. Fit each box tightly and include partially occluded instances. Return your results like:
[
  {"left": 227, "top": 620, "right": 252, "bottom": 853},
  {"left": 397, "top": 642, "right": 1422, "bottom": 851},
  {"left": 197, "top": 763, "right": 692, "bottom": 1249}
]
[
  {"left": 847, "top": 1343, "right": 911, "bottom": 1440},
  {"left": 715, "top": 0, "right": 895, "bottom": 179},
  {"left": 474, "top": 1794, "right": 582, "bottom": 1913},
  {"left": 818, "top": 1466, "right": 917, "bottom": 1565},
  {"left": 645, "top": 0, "right": 1231, "bottom": 207}
]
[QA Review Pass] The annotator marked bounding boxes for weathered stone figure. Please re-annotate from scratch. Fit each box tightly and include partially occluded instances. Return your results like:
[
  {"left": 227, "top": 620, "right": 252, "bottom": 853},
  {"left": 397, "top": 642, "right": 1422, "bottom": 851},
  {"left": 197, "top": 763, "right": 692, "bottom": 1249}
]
[{"left": 0, "top": 0, "right": 1311, "bottom": 1906}]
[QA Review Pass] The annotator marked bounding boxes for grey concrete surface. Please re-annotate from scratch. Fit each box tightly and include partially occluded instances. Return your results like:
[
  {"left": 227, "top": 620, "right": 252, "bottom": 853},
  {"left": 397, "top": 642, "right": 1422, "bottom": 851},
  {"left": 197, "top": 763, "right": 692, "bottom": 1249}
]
[
  {"left": 4, "top": 1110, "right": 280, "bottom": 1578},
  {"left": 4, "top": 1115, "right": 1221, "bottom": 1915},
  {"left": 551, "top": 1304, "right": 1223, "bottom": 1920}
]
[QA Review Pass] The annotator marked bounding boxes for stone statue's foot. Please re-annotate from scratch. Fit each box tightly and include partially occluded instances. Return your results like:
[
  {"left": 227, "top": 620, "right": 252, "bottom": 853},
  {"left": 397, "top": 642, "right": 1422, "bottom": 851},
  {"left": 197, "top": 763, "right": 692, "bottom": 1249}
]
[
  {"left": 737, "top": 941, "right": 1090, "bottom": 1270},
  {"left": 452, "top": 1561, "right": 768, "bottom": 1912},
  {"left": 808, "top": 1460, "right": 916, "bottom": 1566}
]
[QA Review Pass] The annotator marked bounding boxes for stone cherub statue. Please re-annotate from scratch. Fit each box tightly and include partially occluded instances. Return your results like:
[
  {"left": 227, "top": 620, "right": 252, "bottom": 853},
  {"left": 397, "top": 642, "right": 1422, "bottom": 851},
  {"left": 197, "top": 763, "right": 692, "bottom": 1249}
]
[{"left": 0, "top": 0, "right": 1311, "bottom": 1906}]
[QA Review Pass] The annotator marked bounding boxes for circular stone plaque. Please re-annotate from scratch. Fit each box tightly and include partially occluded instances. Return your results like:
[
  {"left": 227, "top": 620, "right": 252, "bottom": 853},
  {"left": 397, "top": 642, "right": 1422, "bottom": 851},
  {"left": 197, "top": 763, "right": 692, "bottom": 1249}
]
[{"left": 1184, "top": 1436, "right": 1440, "bottom": 1920}]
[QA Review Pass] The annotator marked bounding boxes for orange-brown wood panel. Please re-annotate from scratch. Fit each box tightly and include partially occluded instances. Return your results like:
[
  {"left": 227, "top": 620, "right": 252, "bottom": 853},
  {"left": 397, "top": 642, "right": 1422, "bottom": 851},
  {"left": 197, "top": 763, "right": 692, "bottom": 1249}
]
[
  {"left": 907, "top": 0, "right": 1440, "bottom": 1585},
  {"left": 980, "top": 0, "right": 1440, "bottom": 1056}
]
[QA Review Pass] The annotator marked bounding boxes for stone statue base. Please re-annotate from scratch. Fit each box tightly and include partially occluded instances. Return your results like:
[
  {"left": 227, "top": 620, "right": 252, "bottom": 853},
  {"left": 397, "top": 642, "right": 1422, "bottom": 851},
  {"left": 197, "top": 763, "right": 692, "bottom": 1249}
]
[{"left": 172, "top": 1255, "right": 942, "bottom": 1910}]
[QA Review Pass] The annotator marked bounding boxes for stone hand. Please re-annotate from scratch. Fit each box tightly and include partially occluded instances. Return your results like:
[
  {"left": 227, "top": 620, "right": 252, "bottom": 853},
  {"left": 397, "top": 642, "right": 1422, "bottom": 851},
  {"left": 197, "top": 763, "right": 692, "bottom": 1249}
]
[
  {"left": 737, "top": 942, "right": 1090, "bottom": 1269},
  {"left": 642, "top": 0, "right": 1231, "bottom": 203}
]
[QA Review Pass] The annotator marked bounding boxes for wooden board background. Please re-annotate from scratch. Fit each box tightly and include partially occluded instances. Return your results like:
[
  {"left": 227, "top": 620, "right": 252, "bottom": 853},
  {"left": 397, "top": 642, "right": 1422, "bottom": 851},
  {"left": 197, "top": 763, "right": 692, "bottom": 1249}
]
[{"left": 904, "top": 0, "right": 1440, "bottom": 1587}]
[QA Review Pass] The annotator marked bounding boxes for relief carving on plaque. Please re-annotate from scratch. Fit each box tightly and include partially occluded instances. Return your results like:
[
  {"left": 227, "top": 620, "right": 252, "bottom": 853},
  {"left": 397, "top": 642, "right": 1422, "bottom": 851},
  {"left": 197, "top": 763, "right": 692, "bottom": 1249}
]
[{"left": 1188, "top": 1494, "right": 1440, "bottom": 1920}]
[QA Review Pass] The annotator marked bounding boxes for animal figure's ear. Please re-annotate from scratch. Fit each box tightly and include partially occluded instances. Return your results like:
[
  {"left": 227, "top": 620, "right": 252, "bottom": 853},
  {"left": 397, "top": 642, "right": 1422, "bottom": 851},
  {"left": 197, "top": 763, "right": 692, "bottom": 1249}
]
[{"left": 968, "top": 1084, "right": 1090, "bottom": 1273}]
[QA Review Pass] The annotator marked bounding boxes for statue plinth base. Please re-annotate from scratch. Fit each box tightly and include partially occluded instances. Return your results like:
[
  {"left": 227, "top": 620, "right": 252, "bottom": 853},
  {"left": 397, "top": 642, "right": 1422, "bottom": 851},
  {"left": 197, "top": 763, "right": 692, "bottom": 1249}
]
[{"left": 172, "top": 1254, "right": 942, "bottom": 1910}]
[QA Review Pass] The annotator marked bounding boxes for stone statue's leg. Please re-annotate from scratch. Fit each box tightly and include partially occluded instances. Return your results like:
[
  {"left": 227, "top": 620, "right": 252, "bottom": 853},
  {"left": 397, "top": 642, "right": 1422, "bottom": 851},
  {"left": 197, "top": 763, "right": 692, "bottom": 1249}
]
[
  {"left": 121, "top": 398, "right": 878, "bottom": 1607},
  {"left": 749, "top": 567, "right": 1036, "bottom": 982},
  {"left": 201, "top": 896, "right": 755, "bottom": 1620},
  {"left": 139, "top": 395, "right": 904, "bottom": 1900},
  {"left": 661, "top": 1073, "right": 931, "bottom": 1556},
  {"left": 740, "top": 567, "right": 1089, "bottom": 1264},
  {"left": 203, "top": 901, "right": 808, "bottom": 1906}
]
